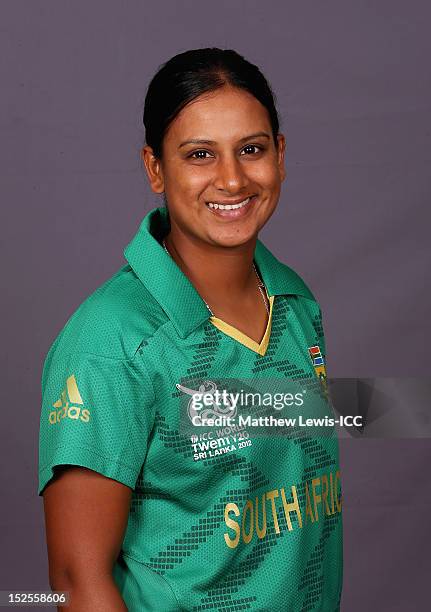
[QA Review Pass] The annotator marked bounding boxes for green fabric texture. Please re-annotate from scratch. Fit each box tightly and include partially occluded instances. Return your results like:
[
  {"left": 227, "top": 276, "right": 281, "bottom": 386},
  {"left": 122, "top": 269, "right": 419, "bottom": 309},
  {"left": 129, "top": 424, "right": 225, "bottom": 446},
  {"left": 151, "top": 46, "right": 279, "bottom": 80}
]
[{"left": 38, "top": 206, "right": 343, "bottom": 611}]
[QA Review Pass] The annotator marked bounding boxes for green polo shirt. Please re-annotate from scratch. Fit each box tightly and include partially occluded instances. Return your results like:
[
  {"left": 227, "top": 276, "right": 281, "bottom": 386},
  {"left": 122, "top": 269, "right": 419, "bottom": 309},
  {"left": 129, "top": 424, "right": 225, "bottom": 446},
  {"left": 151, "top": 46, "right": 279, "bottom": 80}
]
[{"left": 38, "top": 206, "right": 343, "bottom": 611}]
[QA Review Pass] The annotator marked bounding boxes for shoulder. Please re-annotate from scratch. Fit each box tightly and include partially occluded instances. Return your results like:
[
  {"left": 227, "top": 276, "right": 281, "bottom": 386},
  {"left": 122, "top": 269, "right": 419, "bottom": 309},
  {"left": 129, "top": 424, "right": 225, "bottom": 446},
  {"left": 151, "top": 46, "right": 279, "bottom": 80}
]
[
  {"left": 257, "top": 241, "right": 325, "bottom": 334},
  {"left": 280, "top": 261, "right": 318, "bottom": 304},
  {"left": 281, "top": 260, "right": 323, "bottom": 321},
  {"left": 46, "top": 263, "right": 168, "bottom": 364},
  {"left": 255, "top": 239, "right": 319, "bottom": 305},
  {"left": 272, "top": 258, "right": 326, "bottom": 352}
]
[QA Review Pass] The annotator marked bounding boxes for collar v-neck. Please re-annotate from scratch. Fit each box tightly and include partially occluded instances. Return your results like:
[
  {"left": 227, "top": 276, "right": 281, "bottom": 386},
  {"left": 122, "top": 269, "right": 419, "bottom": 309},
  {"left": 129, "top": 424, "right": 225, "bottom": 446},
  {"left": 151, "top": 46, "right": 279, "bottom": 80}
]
[
  {"left": 209, "top": 292, "right": 275, "bottom": 356},
  {"left": 124, "top": 207, "right": 315, "bottom": 340}
]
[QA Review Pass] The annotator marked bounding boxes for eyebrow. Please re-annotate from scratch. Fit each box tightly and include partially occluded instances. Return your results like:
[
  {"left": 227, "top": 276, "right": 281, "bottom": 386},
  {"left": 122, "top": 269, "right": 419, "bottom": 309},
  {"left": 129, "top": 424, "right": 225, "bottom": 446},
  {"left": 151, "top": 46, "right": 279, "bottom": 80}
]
[{"left": 178, "top": 132, "right": 271, "bottom": 149}]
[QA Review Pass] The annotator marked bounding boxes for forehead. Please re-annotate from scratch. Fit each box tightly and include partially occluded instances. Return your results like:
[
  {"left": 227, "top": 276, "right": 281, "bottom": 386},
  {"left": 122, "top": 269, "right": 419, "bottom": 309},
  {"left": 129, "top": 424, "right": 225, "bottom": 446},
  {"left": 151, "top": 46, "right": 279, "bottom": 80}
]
[{"left": 165, "top": 86, "right": 272, "bottom": 142}]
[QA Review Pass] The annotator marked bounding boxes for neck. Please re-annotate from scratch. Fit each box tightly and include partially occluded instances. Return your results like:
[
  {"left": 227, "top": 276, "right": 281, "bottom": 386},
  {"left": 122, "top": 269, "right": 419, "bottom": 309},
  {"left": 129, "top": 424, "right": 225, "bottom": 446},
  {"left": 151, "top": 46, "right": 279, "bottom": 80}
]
[{"left": 163, "top": 223, "right": 259, "bottom": 310}]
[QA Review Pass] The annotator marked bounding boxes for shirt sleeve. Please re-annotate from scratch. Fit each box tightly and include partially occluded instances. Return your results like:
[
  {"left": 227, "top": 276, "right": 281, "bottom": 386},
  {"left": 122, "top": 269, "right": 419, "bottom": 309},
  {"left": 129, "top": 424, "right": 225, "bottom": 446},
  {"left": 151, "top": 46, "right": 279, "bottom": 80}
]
[{"left": 38, "top": 350, "right": 155, "bottom": 496}]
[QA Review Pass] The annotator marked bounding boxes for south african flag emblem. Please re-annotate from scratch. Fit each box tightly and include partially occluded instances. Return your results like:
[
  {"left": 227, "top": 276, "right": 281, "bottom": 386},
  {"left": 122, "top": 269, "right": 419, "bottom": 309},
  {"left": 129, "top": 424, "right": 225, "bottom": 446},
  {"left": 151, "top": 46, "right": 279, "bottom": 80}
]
[{"left": 308, "top": 345, "right": 327, "bottom": 388}]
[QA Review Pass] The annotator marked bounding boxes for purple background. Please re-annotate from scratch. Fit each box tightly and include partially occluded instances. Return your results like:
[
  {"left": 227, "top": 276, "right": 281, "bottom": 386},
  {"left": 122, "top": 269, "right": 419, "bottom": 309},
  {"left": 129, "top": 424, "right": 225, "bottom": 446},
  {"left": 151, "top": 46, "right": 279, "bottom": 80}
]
[{"left": 1, "top": 1, "right": 430, "bottom": 609}]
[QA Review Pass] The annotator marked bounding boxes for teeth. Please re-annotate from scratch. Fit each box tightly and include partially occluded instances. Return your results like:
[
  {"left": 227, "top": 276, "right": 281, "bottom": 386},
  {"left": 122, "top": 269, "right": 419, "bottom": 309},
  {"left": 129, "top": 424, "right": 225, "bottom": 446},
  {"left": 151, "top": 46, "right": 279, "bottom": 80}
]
[{"left": 207, "top": 197, "right": 251, "bottom": 211}]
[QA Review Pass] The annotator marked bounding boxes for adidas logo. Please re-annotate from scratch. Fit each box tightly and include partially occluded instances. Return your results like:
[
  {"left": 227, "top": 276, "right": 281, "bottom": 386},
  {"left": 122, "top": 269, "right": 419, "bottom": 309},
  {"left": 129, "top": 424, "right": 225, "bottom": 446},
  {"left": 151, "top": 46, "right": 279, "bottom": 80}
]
[{"left": 49, "top": 374, "right": 91, "bottom": 425}]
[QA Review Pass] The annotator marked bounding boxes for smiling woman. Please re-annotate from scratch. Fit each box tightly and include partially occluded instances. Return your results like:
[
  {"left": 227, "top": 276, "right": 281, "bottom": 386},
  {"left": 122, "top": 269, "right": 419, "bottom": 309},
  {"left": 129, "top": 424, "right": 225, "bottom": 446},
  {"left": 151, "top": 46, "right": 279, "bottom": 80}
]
[
  {"left": 144, "top": 86, "right": 284, "bottom": 247},
  {"left": 38, "top": 48, "right": 343, "bottom": 611},
  {"left": 141, "top": 53, "right": 286, "bottom": 343}
]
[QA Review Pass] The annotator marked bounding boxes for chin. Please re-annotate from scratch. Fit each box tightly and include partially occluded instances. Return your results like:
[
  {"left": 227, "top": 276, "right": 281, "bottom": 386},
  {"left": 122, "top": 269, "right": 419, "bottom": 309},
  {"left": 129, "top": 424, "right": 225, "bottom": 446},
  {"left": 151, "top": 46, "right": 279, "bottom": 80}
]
[{"left": 207, "top": 229, "right": 259, "bottom": 248}]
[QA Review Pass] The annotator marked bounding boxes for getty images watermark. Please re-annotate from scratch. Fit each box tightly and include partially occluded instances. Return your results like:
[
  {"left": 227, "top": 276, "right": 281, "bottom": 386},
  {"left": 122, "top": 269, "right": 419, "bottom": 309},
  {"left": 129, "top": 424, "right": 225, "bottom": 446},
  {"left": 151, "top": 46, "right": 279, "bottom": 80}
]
[
  {"left": 177, "top": 377, "right": 431, "bottom": 440},
  {"left": 178, "top": 377, "right": 352, "bottom": 441},
  {"left": 178, "top": 381, "right": 361, "bottom": 430}
]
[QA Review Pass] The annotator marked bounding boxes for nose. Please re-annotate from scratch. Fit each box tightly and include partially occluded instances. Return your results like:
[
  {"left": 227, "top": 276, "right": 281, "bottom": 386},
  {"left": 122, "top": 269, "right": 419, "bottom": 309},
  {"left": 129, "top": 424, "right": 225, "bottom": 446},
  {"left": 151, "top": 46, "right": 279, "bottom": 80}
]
[{"left": 213, "top": 154, "right": 249, "bottom": 193}]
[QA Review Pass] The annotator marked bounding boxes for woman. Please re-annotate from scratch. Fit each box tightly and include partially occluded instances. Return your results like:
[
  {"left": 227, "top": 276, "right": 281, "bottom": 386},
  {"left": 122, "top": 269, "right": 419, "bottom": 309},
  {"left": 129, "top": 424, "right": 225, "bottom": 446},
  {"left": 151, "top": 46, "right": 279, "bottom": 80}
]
[{"left": 39, "top": 48, "right": 343, "bottom": 611}]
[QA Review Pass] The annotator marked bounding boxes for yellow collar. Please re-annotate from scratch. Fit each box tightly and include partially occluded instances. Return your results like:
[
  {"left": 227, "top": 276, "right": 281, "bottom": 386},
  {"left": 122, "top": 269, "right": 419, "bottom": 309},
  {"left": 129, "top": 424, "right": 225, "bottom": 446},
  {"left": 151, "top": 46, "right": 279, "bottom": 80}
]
[{"left": 209, "top": 294, "right": 275, "bottom": 356}]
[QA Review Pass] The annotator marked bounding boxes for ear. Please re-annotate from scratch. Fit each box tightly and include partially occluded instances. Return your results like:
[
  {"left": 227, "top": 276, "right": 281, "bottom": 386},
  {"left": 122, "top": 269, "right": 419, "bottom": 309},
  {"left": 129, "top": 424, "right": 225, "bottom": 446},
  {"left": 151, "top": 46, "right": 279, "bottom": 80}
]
[
  {"left": 276, "top": 134, "right": 286, "bottom": 182},
  {"left": 141, "top": 145, "right": 165, "bottom": 193}
]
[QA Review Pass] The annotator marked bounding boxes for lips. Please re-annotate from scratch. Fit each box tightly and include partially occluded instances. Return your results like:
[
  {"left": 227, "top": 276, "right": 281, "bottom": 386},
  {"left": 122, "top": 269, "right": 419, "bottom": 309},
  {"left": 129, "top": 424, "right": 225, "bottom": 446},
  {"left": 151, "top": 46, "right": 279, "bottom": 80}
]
[
  {"left": 204, "top": 195, "right": 257, "bottom": 218},
  {"left": 205, "top": 196, "right": 254, "bottom": 211}
]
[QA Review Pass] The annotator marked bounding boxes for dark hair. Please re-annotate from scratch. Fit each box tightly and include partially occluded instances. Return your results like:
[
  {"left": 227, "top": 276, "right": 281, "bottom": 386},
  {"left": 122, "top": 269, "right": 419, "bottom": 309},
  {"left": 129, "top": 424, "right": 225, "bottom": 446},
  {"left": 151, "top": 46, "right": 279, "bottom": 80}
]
[{"left": 143, "top": 48, "right": 280, "bottom": 159}]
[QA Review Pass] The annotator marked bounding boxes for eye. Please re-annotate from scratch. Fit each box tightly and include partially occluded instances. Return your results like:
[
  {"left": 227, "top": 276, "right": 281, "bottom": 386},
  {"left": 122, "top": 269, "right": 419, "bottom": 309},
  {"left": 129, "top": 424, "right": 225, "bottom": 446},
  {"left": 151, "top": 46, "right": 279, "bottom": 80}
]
[
  {"left": 188, "top": 149, "right": 213, "bottom": 160},
  {"left": 240, "top": 144, "right": 263, "bottom": 155}
]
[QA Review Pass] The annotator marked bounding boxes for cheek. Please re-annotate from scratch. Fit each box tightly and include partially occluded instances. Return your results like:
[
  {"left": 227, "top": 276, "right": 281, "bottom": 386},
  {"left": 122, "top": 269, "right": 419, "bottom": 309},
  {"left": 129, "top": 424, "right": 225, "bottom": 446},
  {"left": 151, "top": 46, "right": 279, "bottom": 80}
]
[
  {"left": 247, "top": 159, "right": 281, "bottom": 188},
  {"left": 166, "top": 164, "right": 209, "bottom": 194}
]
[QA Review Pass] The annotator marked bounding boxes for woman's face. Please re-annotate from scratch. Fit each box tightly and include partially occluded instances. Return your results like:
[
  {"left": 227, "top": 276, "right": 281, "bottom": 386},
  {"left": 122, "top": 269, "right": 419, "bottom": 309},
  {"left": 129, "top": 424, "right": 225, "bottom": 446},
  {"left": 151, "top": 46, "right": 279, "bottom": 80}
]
[{"left": 143, "top": 85, "right": 286, "bottom": 248}]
